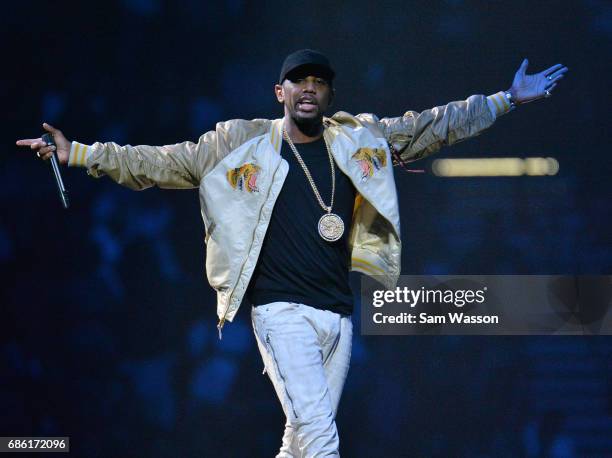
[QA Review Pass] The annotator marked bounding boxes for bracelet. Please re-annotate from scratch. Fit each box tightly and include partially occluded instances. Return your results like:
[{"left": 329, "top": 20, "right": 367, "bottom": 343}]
[{"left": 504, "top": 91, "right": 517, "bottom": 111}]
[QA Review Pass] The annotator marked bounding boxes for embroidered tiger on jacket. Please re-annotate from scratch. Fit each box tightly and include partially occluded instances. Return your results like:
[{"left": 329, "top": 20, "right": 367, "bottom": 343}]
[
  {"left": 227, "top": 163, "right": 261, "bottom": 193},
  {"left": 352, "top": 148, "right": 387, "bottom": 181}
]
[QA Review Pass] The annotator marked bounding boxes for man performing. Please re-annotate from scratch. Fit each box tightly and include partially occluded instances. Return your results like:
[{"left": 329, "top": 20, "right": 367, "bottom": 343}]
[{"left": 17, "top": 49, "right": 567, "bottom": 457}]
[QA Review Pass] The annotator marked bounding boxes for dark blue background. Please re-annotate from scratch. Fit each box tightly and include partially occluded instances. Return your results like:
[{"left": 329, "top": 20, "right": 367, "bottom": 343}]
[{"left": 3, "top": 1, "right": 611, "bottom": 456}]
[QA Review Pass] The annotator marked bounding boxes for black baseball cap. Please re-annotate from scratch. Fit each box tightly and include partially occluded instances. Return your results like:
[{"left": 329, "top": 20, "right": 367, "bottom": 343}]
[{"left": 278, "top": 49, "right": 335, "bottom": 85}]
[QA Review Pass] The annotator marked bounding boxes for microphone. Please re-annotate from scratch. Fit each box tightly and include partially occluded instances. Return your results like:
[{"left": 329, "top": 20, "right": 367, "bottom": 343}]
[{"left": 41, "top": 133, "right": 69, "bottom": 209}]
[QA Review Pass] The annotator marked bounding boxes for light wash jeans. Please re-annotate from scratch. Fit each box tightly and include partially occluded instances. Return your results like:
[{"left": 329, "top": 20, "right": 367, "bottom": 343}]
[{"left": 251, "top": 302, "right": 353, "bottom": 458}]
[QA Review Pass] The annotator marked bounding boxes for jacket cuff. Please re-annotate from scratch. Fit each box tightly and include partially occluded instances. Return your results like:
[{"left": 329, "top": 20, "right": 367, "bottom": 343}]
[
  {"left": 486, "top": 91, "right": 513, "bottom": 119},
  {"left": 68, "top": 141, "right": 93, "bottom": 167}
]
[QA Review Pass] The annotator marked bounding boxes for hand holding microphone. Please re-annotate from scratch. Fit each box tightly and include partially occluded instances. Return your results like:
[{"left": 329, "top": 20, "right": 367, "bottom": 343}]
[{"left": 16, "top": 122, "right": 71, "bottom": 208}]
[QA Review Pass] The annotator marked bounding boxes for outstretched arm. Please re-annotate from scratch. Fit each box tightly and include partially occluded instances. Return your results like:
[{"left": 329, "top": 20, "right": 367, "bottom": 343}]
[
  {"left": 358, "top": 59, "right": 568, "bottom": 164},
  {"left": 17, "top": 123, "right": 221, "bottom": 190}
]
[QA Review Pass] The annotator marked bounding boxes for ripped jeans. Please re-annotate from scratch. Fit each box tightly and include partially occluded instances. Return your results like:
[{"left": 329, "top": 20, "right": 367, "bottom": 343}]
[{"left": 251, "top": 302, "right": 353, "bottom": 458}]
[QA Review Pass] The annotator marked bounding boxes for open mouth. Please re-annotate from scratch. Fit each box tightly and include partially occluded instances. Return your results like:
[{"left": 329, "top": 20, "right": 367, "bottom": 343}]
[{"left": 296, "top": 99, "right": 317, "bottom": 112}]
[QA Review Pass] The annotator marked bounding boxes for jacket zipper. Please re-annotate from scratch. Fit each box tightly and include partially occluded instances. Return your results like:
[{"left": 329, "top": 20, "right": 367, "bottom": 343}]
[{"left": 216, "top": 317, "right": 225, "bottom": 340}]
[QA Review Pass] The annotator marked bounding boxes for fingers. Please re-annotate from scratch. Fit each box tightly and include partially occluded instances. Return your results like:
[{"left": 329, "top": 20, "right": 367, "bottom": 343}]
[
  {"left": 546, "top": 74, "right": 564, "bottom": 86},
  {"left": 17, "top": 121, "right": 66, "bottom": 151},
  {"left": 15, "top": 135, "right": 56, "bottom": 160},
  {"left": 39, "top": 144, "right": 56, "bottom": 157},
  {"left": 30, "top": 141, "right": 47, "bottom": 150},
  {"left": 544, "top": 64, "right": 564, "bottom": 76},
  {"left": 43, "top": 122, "right": 60, "bottom": 135},
  {"left": 38, "top": 151, "right": 56, "bottom": 161},
  {"left": 36, "top": 143, "right": 57, "bottom": 161},
  {"left": 546, "top": 66, "right": 568, "bottom": 81},
  {"left": 519, "top": 58, "right": 529, "bottom": 75},
  {"left": 16, "top": 138, "right": 43, "bottom": 146},
  {"left": 543, "top": 66, "right": 567, "bottom": 93},
  {"left": 38, "top": 148, "right": 56, "bottom": 161}
]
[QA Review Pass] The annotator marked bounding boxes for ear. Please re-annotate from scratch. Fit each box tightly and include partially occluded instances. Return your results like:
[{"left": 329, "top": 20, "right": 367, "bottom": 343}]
[{"left": 274, "top": 84, "right": 284, "bottom": 103}]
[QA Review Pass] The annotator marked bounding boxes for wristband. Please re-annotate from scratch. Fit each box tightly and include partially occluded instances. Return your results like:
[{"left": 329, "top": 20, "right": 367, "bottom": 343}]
[{"left": 504, "top": 91, "right": 517, "bottom": 111}]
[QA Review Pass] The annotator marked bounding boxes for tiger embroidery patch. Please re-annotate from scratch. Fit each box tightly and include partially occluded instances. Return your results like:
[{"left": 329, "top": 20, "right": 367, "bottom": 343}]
[
  {"left": 352, "top": 148, "right": 387, "bottom": 181},
  {"left": 227, "top": 163, "right": 261, "bottom": 192}
]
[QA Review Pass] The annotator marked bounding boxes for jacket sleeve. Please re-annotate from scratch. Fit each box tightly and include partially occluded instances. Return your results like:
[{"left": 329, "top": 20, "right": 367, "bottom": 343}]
[
  {"left": 357, "top": 91, "right": 513, "bottom": 163},
  {"left": 67, "top": 129, "right": 221, "bottom": 190}
]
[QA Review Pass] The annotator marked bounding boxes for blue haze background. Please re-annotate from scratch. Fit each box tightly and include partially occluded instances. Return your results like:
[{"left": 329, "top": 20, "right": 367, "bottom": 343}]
[{"left": 2, "top": 0, "right": 612, "bottom": 457}]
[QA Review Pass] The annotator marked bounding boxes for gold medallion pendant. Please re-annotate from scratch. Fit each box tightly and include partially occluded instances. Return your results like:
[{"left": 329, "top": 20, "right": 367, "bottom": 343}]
[{"left": 318, "top": 212, "right": 344, "bottom": 242}]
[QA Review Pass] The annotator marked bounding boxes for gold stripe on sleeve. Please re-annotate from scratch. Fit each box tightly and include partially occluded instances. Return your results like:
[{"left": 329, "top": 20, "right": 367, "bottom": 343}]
[
  {"left": 500, "top": 93, "right": 510, "bottom": 110},
  {"left": 351, "top": 257, "right": 386, "bottom": 274},
  {"left": 72, "top": 143, "right": 81, "bottom": 166},
  {"left": 79, "top": 144, "right": 87, "bottom": 166},
  {"left": 490, "top": 94, "right": 503, "bottom": 116}
]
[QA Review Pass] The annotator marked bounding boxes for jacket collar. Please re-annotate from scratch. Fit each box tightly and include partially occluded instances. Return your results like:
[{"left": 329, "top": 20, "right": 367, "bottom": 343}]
[
  {"left": 269, "top": 117, "right": 339, "bottom": 155},
  {"left": 270, "top": 118, "right": 284, "bottom": 154}
]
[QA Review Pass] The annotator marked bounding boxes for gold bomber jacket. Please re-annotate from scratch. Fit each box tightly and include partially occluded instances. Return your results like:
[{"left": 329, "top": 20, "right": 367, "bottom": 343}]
[{"left": 68, "top": 91, "right": 512, "bottom": 337}]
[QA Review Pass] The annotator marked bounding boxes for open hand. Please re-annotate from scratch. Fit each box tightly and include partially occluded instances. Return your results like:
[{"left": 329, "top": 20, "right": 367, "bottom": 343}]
[
  {"left": 509, "top": 59, "right": 568, "bottom": 105},
  {"left": 16, "top": 123, "right": 71, "bottom": 165}
]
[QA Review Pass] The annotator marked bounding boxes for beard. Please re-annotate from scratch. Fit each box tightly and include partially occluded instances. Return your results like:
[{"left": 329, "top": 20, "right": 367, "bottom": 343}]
[{"left": 290, "top": 110, "right": 324, "bottom": 137}]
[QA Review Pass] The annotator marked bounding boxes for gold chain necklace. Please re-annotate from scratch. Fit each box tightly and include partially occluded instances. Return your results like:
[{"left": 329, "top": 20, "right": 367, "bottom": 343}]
[{"left": 282, "top": 126, "right": 345, "bottom": 242}]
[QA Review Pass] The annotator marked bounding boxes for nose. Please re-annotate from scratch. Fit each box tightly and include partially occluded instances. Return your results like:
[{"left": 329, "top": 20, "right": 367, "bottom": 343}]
[{"left": 302, "top": 79, "right": 316, "bottom": 93}]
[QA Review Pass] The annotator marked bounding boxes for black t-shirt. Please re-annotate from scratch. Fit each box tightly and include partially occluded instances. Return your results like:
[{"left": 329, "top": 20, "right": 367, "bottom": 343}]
[{"left": 245, "top": 136, "right": 356, "bottom": 315}]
